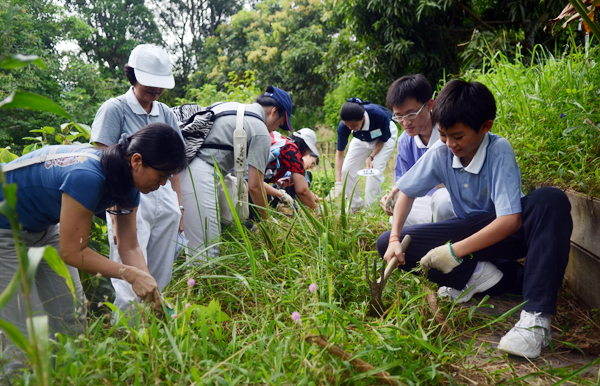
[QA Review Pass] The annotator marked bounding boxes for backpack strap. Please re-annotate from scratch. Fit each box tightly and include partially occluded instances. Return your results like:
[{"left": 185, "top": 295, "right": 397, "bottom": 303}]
[{"left": 201, "top": 109, "right": 264, "bottom": 152}]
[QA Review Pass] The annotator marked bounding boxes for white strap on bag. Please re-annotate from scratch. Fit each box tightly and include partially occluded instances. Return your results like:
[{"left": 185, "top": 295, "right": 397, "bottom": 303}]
[
  {"left": 233, "top": 104, "right": 247, "bottom": 178},
  {"left": 2, "top": 149, "right": 101, "bottom": 173}
]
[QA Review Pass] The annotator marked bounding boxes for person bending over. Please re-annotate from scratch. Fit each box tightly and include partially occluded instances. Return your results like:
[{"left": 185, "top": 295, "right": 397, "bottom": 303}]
[
  {"left": 328, "top": 98, "right": 398, "bottom": 212},
  {"left": 0, "top": 125, "right": 186, "bottom": 378}
]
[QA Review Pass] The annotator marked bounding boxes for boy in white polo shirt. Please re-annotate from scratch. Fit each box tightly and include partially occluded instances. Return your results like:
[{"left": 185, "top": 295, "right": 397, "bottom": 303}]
[{"left": 377, "top": 79, "right": 572, "bottom": 359}]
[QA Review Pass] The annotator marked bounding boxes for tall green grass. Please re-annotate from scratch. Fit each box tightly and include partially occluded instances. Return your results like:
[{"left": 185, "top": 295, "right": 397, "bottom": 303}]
[
  {"left": 19, "top": 170, "right": 595, "bottom": 385},
  {"left": 465, "top": 45, "right": 600, "bottom": 195}
]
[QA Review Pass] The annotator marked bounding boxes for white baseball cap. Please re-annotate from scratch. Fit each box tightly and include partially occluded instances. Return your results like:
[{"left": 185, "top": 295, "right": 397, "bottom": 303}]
[
  {"left": 294, "top": 128, "right": 320, "bottom": 157},
  {"left": 128, "top": 44, "right": 175, "bottom": 89}
]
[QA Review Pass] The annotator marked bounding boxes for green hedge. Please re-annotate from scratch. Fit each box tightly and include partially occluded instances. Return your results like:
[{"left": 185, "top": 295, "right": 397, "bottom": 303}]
[{"left": 465, "top": 46, "right": 600, "bottom": 195}]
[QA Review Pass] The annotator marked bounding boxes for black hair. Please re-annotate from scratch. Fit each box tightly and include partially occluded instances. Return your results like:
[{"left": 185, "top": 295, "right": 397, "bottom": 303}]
[
  {"left": 255, "top": 86, "right": 285, "bottom": 118},
  {"left": 340, "top": 101, "right": 365, "bottom": 122},
  {"left": 124, "top": 64, "right": 137, "bottom": 86},
  {"left": 432, "top": 79, "right": 496, "bottom": 133},
  {"left": 386, "top": 74, "right": 433, "bottom": 110},
  {"left": 101, "top": 123, "right": 186, "bottom": 206},
  {"left": 289, "top": 134, "right": 310, "bottom": 156}
]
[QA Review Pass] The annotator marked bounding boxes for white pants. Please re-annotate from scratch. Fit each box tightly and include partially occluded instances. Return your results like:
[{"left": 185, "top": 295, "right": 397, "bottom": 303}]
[
  {"left": 108, "top": 180, "right": 181, "bottom": 313},
  {"left": 178, "top": 157, "right": 221, "bottom": 261},
  {"left": 390, "top": 188, "right": 455, "bottom": 226},
  {"left": 342, "top": 122, "right": 398, "bottom": 210}
]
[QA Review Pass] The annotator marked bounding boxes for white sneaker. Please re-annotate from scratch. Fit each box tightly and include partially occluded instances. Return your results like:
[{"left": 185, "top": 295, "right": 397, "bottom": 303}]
[
  {"left": 498, "top": 310, "right": 551, "bottom": 358},
  {"left": 437, "top": 261, "right": 503, "bottom": 303}
]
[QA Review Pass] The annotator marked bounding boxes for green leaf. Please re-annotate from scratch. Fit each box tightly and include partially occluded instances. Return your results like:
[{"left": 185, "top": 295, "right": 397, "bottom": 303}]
[
  {"left": 0, "top": 319, "right": 31, "bottom": 354},
  {"left": 0, "top": 54, "right": 46, "bottom": 70},
  {"left": 27, "top": 315, "right": 51, "bottom": 385},
  {"left": 2, "top": 183, "right": 18, "bottom": 209},
  {"left": 0, "top": 91, "right": 72, "bottom": 121},
  {"left": 39, "top": 247, "right": 76, "bottom": 301},
  {"left": 0, "top": 148, "right": 18, "bottom": 163},
  {"left": 0, "top": 271, "right": 21, "bottom": 311}
]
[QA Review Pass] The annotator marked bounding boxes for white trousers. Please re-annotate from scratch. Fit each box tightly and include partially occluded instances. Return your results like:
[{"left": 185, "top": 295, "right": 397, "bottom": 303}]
[
  {"left": 390, "top": 188, "right": 455, "bottom": 226},
  {"left": 108, "top": 180, "right": 181, "bottom": 313},
  {"left": 342, "top": 122, "right": 398, "bottom": 210},
  {"left": 178, "top": 157, "right": 221, "bottom": 261}
]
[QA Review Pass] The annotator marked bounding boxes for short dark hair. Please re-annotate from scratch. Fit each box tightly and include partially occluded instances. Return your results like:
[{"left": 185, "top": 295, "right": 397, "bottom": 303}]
[
  {"left": 256, "top": 93, "right": 285, "bottom": 118},
  {"left": 432, "top": 79, "right": 496, "bottom": 133},
  {"left": 290, "top": 134, "right": 310, "bottom": 156},
  {"left": 124, "top": 64, "right": 137, "bottom": 86},
  {"left": 386, "top": 74, "right": 433, "bottom": 110},
  {"left": 102, "top": 123, "right": 186, "bottom": 206},
  {"left": 340, "top": 102, "right": 365, "bottom": 121}
]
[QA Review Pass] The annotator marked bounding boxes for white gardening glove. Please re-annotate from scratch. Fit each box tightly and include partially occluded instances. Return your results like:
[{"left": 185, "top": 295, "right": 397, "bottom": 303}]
[
  {"left": 419, "top": 244, "right": 461, "bottom": 274},
  {"left": 327, "top": 181, "right": 344, "bottom": 200},
  {"left": 280, "top": 191, "right": 295, "bottom": 207}
]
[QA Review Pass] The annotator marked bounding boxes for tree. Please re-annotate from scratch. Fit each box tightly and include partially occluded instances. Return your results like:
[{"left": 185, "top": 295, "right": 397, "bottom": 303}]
[
  {"left": 0, "top": 0, "right": 124, "bottom": 152},
  {"left": 65, "top": 0, "right": 163, "bottom": 78},
  {"left": 189, "top": 0, "right": 337, "bottom": 109},
  {"left": 150, "top": 0, "right": 243, "bottom": 90}
]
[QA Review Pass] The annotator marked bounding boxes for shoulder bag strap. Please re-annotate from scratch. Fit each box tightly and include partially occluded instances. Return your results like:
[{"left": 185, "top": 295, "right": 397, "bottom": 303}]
[{"left": 233, "top": 104, "right": 247, "bottom": 180}]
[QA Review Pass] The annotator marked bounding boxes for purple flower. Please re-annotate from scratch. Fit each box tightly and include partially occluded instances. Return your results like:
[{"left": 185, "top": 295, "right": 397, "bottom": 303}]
[
  {"left": 187, "top": 278, "right": 196, "bottom": 287},
  {"left": 560, "top": 114, "right": 566, "bottom": 118},
  {"left": 309, "top": 283, "right": 318, "bottom": 293},
  {"left": 291, "top": 311, "right": 301, "bottom": 321}
]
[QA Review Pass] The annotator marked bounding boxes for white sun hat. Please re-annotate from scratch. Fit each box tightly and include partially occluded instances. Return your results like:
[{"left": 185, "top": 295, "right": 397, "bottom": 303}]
[
  {"left": 128, "top": 44, "right": 175, "bottom": 89},
  {"left": 294, "top": 128, "right": 320, "bottom": 157}
]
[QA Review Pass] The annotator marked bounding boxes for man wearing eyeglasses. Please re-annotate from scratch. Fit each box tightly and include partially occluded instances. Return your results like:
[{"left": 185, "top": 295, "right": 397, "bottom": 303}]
[
  {"left": 380, "top": 74, "right": 454, "bottom": 226},
  {"left": 328, "top": 97, "right": 398, "bottom": 212}
]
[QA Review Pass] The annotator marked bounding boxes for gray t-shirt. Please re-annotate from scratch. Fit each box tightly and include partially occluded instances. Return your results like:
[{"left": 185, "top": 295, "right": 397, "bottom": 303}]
[
  {"left": 197, "top": 102, "right": 270, "bottom": 174},
  {"left": 91, "top": 87, "right": 183, "bottom": 146}
]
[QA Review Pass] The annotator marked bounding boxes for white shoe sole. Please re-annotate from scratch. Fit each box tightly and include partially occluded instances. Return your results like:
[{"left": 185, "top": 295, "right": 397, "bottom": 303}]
[{"left": 439, "top": 263, "right": 503, "bottom": 303}]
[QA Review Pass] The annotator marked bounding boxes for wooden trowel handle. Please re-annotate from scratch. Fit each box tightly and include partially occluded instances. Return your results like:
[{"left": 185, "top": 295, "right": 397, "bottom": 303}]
[{"left": 382, "top": 235, "right": 412, "bottom": 283}]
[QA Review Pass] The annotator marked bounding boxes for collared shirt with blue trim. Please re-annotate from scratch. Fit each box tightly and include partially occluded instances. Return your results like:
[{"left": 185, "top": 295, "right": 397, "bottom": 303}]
[
  {"left": 91, "top": 87, "right": 184, "bottom": 146},
  {"left": 396, "top": 133, "right": 524, "bottom": 219},
  {"left": 336, "top": 103, "right": 392, "bottom": 151},
  {"left": 395, "top": 125, "right": 440, "bottom": 196}
]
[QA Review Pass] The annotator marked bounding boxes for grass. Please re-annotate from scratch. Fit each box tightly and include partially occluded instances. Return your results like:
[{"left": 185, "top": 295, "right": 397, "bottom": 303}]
[
  {"left": 6, "top": 44, "right": 600, "bottom": 386},
  {"left": 463, "top": 44, "right": 600, "bottom": 195},
  {"left": 8, "top": 167, "right": 593, "bottom": 385}
]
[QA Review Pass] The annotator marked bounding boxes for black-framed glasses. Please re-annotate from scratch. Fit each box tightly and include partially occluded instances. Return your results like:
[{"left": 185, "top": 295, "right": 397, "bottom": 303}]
[
  {"left": 106, "top": 208, "right": 135, "bottom": 215},
  {"left": 392, "top": 102, "right": 427, "bottom": 123}
]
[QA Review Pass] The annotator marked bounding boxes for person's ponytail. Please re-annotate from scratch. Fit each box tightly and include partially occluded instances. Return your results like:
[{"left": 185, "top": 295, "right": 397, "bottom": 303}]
[{"left": 102, "top": 134, "right": 135, "bottom": 207}]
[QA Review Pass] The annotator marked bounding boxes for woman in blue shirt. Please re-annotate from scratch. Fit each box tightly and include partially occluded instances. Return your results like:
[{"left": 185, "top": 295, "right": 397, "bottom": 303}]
[
  {"left": 0, "top": 123, "right": 186, "bottom": 378},
  {"left": 329, "top": 98, "right": 398, "bottom": 212}
]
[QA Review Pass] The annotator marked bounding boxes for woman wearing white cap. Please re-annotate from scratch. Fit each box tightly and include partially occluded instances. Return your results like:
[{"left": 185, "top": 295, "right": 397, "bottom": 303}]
[
  {"left": 90, "top": 44, "right": 185, "bottom": 316},
  {"left": 257, "top": 128, "right": 321, "bottom": 213}
]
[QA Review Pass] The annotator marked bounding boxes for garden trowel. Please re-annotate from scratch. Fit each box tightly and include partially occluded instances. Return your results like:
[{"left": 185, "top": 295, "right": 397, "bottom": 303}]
[{"left": 365, "top": 235, "right": 411, "bottom": 317}]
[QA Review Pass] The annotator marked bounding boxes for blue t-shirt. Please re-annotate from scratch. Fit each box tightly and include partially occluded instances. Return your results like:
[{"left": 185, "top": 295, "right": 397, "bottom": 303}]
[
  {"left": 397, "top": 133, "right": 524, "bottom": 219},
  {"left": 0, "top": 146, "right": 140, "bottom": 232},
  {"left": 395, "top": 125, "right": 440, "bottom": 196},
  {"left": 336, "top": 103, "right": 392, "bottom": 151}
]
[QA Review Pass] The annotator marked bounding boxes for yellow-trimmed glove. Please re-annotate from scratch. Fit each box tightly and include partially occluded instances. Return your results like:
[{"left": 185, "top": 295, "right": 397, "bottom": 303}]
[{"left": 419, "top": 244, "right": 462, "bottom": 274}]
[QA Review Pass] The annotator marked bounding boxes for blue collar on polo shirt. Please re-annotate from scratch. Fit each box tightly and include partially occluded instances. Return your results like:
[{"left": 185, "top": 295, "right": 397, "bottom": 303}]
[
  {"left": 452, "top": 132, "right": 490, "bottom": 174},
  {"left": 125, "top": 87, "right": 160, "bottom": 116},
  {"left": 415, "top": 123, "right": 440, "bottom": 149}
]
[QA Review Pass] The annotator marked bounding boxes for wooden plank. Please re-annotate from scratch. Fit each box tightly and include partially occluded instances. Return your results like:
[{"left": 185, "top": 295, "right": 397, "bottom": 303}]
[
  {"left": 565, "top": 243, "right": 600, "bottom": 310},
  {"left": 566, "top": 190, "right": 600, "bottom": 256}
]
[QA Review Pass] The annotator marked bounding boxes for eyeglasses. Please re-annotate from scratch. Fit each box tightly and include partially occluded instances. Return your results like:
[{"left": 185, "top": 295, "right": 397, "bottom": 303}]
[
  {"left": 392, "top": 102, "right": 427, "bottom": 123},
  {"left": 106, "top": 208, "right": 135, "bottom": 215}
]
